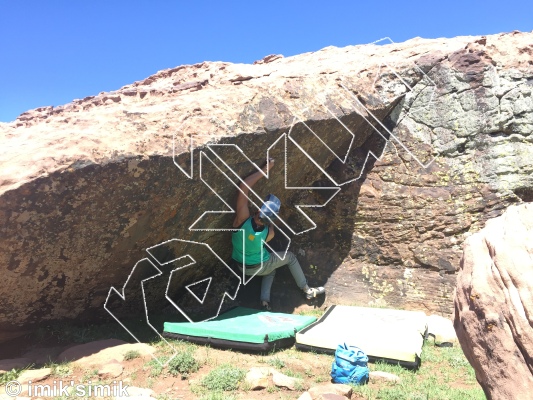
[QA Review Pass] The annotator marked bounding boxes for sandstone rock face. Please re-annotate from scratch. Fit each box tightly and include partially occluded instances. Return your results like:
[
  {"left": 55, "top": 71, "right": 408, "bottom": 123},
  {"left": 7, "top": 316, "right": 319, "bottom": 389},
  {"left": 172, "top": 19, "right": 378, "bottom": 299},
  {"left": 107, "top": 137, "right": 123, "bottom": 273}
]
[
  {"left": 454, "top": 203, "right": 533, "bottom": 400},
  {"left": 1, "top": 31, "right": 533, "bottom": 339}
]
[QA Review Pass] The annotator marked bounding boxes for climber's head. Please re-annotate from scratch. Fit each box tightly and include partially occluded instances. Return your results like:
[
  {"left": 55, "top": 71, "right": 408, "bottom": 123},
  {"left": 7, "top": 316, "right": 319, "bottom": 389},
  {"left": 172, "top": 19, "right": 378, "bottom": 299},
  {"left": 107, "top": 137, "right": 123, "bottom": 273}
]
[{"left": 257, "top": 194, "right": 281, "bottom": 226}]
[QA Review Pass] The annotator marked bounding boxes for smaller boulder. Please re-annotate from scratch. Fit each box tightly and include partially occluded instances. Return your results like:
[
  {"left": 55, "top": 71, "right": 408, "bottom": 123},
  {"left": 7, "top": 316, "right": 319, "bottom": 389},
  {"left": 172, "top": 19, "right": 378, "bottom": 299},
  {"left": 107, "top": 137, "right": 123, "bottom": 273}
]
[
  {"left": 98, "top": 360, "right": 123, "bottom": 379},
  {"left": 17, "top": 368, "right": 51, "bottom": 384},
  {"left": 369, "top": 371, "right": 400, "bottom": 383},
  {"left": 297, "top": 392, "right": 313, "bottom": 400},
  {"left": 272, "top": 370, "right": 305, "bottom": 391},
  {"left": 245, "top": 367, "right": 272, "bottom": 390},
  {"left": 308, "top": 383, "right": 353, "bottom": 398}
]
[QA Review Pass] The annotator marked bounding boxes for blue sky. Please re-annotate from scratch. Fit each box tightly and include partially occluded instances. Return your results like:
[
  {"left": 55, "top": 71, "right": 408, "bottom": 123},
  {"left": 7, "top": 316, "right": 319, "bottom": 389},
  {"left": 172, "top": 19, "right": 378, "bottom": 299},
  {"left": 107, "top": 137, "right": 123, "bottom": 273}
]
[{"left": 1, "top": 0, "right": 531, "bottom": 122}]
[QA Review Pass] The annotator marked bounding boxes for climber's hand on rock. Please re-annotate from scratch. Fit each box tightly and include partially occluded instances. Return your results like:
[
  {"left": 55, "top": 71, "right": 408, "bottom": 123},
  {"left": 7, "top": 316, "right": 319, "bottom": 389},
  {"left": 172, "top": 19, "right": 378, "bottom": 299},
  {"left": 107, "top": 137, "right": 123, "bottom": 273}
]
[{"left": 263, "top": 158, "right": 274, "bottom": 173}]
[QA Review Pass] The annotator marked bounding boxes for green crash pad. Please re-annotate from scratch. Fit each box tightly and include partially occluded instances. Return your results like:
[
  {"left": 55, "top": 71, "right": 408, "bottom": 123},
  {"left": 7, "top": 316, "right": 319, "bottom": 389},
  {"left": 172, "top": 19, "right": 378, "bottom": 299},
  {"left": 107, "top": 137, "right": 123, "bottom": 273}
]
[{"left": 163, "top": 307, "right": 316, "bottom": 351}]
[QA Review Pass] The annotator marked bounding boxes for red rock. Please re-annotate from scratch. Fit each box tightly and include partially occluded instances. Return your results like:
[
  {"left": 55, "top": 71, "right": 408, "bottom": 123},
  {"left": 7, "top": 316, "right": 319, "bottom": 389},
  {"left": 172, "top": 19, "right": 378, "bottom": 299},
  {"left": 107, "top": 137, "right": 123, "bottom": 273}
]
[{"left": 455, "top": 203, "right": 533, "bottom": 399}]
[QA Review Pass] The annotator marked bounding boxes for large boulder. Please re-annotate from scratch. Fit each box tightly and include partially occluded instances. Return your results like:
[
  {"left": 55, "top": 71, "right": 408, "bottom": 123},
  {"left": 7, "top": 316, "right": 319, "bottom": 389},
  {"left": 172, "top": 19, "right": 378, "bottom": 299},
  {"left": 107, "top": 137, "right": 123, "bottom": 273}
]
[
  {"left": 454, "top": 203, "right": 533, "bottom": 399},
  {"left": 1, "top": 31, "right": 533, "bottom": 340}
]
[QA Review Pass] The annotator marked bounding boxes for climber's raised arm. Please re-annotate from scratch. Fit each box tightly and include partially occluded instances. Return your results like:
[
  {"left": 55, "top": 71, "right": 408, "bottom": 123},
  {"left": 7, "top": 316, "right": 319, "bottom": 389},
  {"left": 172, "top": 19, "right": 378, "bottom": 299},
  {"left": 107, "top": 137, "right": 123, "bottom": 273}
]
[{"left": 233, "top": 159, "right": 274, "bottom": 228}]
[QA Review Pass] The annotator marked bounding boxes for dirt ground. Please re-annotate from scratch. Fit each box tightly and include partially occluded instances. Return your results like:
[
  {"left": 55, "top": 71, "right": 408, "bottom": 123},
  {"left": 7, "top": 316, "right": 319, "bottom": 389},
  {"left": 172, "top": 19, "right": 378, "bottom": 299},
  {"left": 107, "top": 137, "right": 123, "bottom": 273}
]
[{"left": 1, "top": 332, "right": 485, "bottom": 400}]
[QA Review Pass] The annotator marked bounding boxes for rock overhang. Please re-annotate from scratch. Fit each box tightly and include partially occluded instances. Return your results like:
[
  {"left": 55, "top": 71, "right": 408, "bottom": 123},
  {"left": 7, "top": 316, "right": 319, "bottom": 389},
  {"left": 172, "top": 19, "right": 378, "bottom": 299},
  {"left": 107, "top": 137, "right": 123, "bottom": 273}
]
[{"left": 1, "top": 31, "right": 533, "bottom": 342}]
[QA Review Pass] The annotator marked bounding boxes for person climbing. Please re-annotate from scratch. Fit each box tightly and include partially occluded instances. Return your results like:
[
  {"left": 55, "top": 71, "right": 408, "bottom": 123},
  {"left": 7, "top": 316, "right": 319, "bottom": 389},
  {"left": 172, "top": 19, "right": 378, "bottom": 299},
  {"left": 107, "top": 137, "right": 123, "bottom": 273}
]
[{"left": 231, "top": 158, "right": 325, "bottom": 311}]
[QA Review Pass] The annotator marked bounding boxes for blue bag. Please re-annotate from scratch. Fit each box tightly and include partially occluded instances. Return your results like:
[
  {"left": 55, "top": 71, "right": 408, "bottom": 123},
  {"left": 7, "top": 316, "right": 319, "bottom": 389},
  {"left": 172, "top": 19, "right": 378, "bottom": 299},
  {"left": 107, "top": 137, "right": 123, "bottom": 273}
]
[{"left": 331, "top": 343, "right": 369, "bottom": 385}]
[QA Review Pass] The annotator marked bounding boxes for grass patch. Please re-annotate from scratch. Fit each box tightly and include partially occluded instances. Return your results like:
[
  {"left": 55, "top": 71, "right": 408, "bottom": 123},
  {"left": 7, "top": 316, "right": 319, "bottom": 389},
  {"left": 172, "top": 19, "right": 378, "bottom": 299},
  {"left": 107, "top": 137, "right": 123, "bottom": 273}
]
[
  {"left": 156, "top": 395, "right": 175, "bottom": 400},
  {"left": 267, "top": 356, "right": 285, "bottom": 370},
  {"left": 201, "top": 364, "right": 246, "bottom": 392},
  {"left": 348, "top": 340, "right": 486, "bottom": 400},
  {"left": 282, "top": 366, "right": 303, "bottom": 379},
  {"left": 81, "top": 368, "right": 99, "bottom": 382},
  {"left": 266, "top": 384, "right": 281, "bottom": 393},
  {"left": 50, "top": 362, "right": 72, "bottom": 378},
  {"left": 168, "top": 348, "right": 200, "bottom": 378},
  {"left": 123, "top": 350, "right": 141, "bottom": 361},
  {"left": 298, "top": 307, "right": 326, "bottom": 318},
  {"left": 199, "top": 392, "right": 237, "bottom": 400},
  {"left": 145, "top": 357, "right": 168, "bottom": 378},
  {"left": 0, "top": 369, "right": 22, "bottom": 384}
]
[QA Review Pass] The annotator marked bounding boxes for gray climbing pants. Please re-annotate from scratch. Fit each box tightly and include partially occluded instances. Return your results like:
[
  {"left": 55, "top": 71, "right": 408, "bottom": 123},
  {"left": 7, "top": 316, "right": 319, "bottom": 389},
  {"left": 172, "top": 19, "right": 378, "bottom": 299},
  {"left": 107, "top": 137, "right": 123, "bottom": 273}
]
[{"left": 244, "top": 251, "right": 308, "bottom": 303}]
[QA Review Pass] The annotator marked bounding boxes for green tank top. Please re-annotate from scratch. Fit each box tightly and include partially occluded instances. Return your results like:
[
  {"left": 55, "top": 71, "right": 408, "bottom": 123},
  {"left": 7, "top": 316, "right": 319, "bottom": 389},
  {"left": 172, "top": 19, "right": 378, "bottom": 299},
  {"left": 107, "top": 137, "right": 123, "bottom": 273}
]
[{"left": 231, "top": 217, "right": 270, "bottom": 265}]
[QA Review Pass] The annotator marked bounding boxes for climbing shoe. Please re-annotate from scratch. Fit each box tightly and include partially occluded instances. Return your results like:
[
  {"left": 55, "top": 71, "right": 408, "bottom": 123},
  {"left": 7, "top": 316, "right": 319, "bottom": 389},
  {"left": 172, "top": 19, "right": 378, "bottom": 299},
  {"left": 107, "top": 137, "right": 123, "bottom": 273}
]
[
  {"left": 261, "top": 300, "right": 272, "bottom": 311},
  {"left": 305, "top": 287, "right": 326, "bottom": 300}
]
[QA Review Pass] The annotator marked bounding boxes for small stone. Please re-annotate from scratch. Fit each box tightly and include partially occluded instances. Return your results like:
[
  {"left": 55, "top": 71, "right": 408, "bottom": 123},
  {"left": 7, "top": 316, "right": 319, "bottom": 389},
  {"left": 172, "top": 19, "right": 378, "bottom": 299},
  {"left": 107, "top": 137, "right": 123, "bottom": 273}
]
[
  {"left": 272, "top": 370, "right": 305, "bottom": 391},
  {"left": 316, "top": 394, "right": 349, "bottom": 400},
  {"left": 98, "top": 360, "right": 123, "bottom": 379},
  {"left": 297, "top": 392, "right": 313, "bottom": 400},
  {"left": 308, "top": 383, "right": 353, "bottom": 398},
  {"left": 17, "top": 368, "right": 51, "bottom": 384},
  {"left": 369, "top": 370, "right": 401, "bottom": 383},
  {"left": 245, "top": 367, "right": 272, "bottom": 390}
]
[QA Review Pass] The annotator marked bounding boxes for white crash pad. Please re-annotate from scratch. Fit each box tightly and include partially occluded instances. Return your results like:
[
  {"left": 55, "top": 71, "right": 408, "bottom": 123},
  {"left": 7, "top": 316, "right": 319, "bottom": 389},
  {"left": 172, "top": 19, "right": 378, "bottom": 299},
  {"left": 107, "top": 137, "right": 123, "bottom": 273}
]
[{"left": 295, "top": 305, "right": 427, "bottom": 369}]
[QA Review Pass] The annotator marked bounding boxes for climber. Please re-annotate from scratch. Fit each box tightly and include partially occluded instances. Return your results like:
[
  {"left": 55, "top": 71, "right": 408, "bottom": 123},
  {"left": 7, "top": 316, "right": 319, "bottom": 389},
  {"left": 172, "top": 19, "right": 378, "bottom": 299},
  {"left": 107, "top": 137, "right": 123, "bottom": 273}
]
[{"left": 231, "top": 158, "right": 325, "bottom": 311}]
